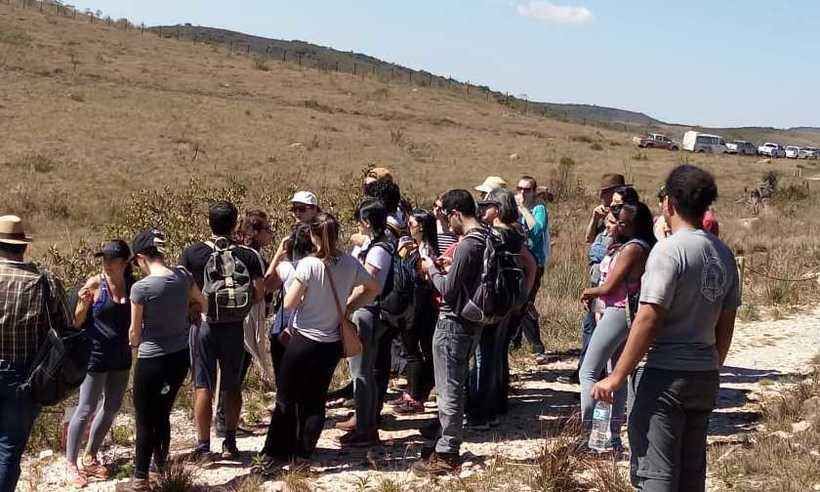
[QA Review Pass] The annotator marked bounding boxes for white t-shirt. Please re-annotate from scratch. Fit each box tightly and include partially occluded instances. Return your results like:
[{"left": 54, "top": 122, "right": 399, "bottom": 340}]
[
  {"left": 291, "top": 255, "right": 372, "bottom": 343},
  {"left": 363, "top": 244, "right": 392, "bottom": 295}
]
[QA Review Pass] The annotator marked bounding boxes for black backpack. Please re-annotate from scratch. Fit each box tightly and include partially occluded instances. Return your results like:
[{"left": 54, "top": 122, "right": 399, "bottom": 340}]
[
  {"left": 18, "top": 274, "right": 90, "bottom": 406},
  {"left": 460, "top": 228, "right": 528, "bottom": 325},
  {"left": 202, "top": 237, "right": 253, "bottom": 324},
  {"left": 372, "top": 240, "right": 417, "bottom": 325}
]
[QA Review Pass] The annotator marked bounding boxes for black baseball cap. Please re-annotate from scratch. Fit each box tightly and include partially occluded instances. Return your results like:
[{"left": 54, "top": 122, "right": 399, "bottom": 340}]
[
  {"left": 130, "top": 229, "right": 167, "bottom": 260},
  {"left": 94, "top": 239, "right": 131, "bottom": 260}
]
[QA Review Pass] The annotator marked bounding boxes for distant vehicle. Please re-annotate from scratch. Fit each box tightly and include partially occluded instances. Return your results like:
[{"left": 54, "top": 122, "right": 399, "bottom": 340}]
[
  {"left": 632, "top": 133, "right": 679, "bottom": 150},
  {"left": 682, "top": 131, "right": 729, "bottom": 153},
  {"left": 784, "top": 146, "right": 800, "bottom": 159},
  {"left": 758, "top": 142, "right": 786, "bottom": 158},
  {"left": 726, "top": 140, "right": 757, "bottom": 156},
  {"left": 799, "top": 147, "right": 819, "bottom": 159}
]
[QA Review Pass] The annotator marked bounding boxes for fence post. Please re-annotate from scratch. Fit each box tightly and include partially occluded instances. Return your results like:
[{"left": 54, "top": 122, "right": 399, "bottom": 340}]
[
  {"left": 298, "top": 54, "right": 302, "bottom": 66},
  {"left": 246, "top": 44, "right": 250, "bottom": 55},
  {"left": 282, "top": 49, "right": 287, "bottom": 62},
  {"left": 353, "top": 63, "right": 357, "bottom": 75},
  {"left": 335, "top": 61, "right": 339, "bottom": 72}
]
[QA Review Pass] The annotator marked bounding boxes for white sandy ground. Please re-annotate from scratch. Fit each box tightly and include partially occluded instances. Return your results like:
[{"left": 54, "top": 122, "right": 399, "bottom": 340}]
[{"left": 20, "top": 305, "right": 820, "bottom": 491}]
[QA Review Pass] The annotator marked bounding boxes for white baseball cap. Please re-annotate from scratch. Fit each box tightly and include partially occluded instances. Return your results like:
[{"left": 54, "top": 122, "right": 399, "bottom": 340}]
[{"left": 290, "top": 191, "right": 318, "bottom": 207}]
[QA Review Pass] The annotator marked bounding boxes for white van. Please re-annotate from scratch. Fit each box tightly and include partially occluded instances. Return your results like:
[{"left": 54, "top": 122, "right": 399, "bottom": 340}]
[{"left": 682, "top": 131, "right": 729, "bottom": 153}]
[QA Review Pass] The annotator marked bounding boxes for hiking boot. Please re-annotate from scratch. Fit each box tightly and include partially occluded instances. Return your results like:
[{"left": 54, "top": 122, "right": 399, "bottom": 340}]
[
  {"left": 410, "top": 451, "right": 460, "bottom": 476},
  {"left": 419, "top": 421, "right": 442, "bottom": 440},
  {"left": 393, "top": 398, "right": 425, "bottom": 415},
  {"left": 534, "top": 353, "right": 553, "bottom": 365},
  {"left": 335, "top": 414, "right": 357, "bottom": 432},
  {"left": 186, "top": 445, "right": 213, "bottom": 464},
  {"left": 221, "top": 440, "right": 241, "bottom": 460},
  {"left": 338, "top": 429, "right": 381, "bottom": 448}
]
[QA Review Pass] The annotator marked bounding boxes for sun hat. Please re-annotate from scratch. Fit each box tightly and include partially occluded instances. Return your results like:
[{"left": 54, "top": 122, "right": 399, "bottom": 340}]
[
  {"left": 290, "top": 191, "right": 318, "bottom": 207},
  {"left": 475, "top": 176, "right": 508, "bottom": 194},
  {"left": 0, "top": 215, "right": 32, "bottom": 245},
  {"left": 366, "top": 167, "right": 394, "bottom": 182},
  {"left": 94, "top": 239, "right": 131, "bottom": 260},
  {"left": 130, "top": 229, "right": 167, "bottom": 260},
  {"left": 599, "top": 174, "right": 628, "bottom": 192}
]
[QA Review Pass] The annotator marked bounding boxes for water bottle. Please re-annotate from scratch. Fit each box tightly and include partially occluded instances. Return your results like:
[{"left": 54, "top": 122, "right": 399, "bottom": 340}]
[{"left": 588, "top": 401, "right": 613, "bottom": 452}]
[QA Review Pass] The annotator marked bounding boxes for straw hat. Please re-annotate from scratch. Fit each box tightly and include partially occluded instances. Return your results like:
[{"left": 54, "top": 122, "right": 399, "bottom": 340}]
[
  {"left": 475, "top": 176, "right": 508, "bottom": 194},
  {"left": 599, "top": 174, "right": 628, "bottom": 192},
  {"left": 0, "top": 215, "right": 32, "bottom": 245}
]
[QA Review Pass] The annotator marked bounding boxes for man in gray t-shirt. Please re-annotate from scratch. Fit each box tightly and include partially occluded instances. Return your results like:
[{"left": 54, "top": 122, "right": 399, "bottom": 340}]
[{"left": 592, "top": 165, "right": 739, "bottom": 492}]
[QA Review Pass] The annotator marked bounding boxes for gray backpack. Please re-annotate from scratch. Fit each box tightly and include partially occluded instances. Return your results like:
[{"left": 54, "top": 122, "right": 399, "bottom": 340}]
[{"left": 202, "top": 237, "right": 253, "bottom": 323}]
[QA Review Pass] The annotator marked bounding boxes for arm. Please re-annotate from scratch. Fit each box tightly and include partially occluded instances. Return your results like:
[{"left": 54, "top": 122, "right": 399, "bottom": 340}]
[
  {"left": 283, "top": 278, "right": 306, "bottom": 311},
  {"left": 73, "top": 275, "right": 101, "bottom": 328},
  {"left": 581, "top": 245, "right": 647, "bottom": 301},
  {"left": 128, "top": 301, "right": 144, "bottom": 348},
  {"left": 346, "top": 277, "right": 380, "bottom": 314},
  {"left": 523, "top": 204, "right": 546, "bottom": 238},
  {"left": 519, "top": 205, "right": 537, "bottom": 230},
  {"left": 715, "top": 309, "right": 737, "bottom": 366},
  {"left": 590, "top": 302, "right": 666, "bottom": 402},
  {"left": 188, "top": 283, "right": 207, "bottom": 318},
  {"left": 263, "top": 238, "right": 289, "bottom": 291},
  {"left": 585, "top": 207, "right": 606, "bottom": 244}
]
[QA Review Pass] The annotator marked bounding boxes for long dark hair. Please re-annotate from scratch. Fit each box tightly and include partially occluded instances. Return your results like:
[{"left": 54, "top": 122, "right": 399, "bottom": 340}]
[
  {"left": 411, "top": 208, "right": 439, "bottom": 254},
  {"left": 235, "top": 209, "right": 270, "bottom": 250},
  {"left": 288, "top": 222, "right": 314, "bottom": 262},
  {"left": 355, "top": 197, "right": 389, "bottom": 243},
  {"left": 614, "top": 202, "right": 656, "bottom": 249}
]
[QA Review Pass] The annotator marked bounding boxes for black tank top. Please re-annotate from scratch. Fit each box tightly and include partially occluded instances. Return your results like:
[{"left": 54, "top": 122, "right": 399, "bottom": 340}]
[{"left": 86, "top": 275, "right": 133, "bottom": 372}]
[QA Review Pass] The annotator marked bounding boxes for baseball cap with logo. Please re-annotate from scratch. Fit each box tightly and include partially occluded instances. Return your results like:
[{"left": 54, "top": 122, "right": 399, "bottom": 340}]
[
  {"left": 130, "top": 229, "right": 167, "bottom": 260},
  {"left": 290, "top": 191, "right": 318, "bottom": 207},
  {"left": 94, "top": 239, "right": 131, "bottom": 260}
]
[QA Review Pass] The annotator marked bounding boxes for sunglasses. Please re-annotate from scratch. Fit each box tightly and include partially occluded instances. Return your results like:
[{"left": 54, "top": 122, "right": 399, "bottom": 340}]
[
  {"left": 610, "top": 204, "right": 624, "bottom": 217},
  {"left": 516, "top": 186, "right": 533, "bottom": 192},
  {"left": 290, "top": 205, "right": 311, "bottom": 213}
]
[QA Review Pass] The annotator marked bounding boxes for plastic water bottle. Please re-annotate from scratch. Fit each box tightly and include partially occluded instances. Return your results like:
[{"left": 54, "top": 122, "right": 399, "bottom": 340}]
[{"left": 588, "top": 401, "right": 613, "bottom": 452}]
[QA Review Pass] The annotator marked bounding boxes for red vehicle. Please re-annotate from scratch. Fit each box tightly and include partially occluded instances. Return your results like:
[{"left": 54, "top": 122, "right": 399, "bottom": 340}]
[{"left": 632, "top": 133, "right": 679, "bottom": 151}]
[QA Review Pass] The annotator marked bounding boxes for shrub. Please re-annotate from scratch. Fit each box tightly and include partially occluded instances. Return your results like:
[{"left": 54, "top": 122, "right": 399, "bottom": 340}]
[
  {"left": 252, "top": 56, "right": 270, "bottom": 71},
  {"left": 590, "top": 142, "right": 604, "bottom": 151},
  {"left": 570, "top": 135, "right": 594, "bottom": 144}
]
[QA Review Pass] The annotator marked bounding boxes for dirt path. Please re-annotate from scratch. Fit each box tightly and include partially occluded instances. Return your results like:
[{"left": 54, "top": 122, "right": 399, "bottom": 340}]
[{"left": 23, "top": 306, "right": 820, "bottom": 491}]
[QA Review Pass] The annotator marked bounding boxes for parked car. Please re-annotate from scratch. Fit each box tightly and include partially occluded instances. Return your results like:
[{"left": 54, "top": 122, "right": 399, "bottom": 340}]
[
  {"left": 799, "top": 147, "right": 819, "bottom": 159},
  {"left": 758, "top": 142, "right": 786, "bottom": 158},
  {"left": 726, "top": 140, "right": 757, "bottom": 156},
  {"left": 632, "top": 133, "right": 679, "bottom": 150},
  {"left": 682, "top": 131, "right": 729, "bottom": 153},
  {"left": 785, "top": 146, "right": 800, "bottom": 159}
]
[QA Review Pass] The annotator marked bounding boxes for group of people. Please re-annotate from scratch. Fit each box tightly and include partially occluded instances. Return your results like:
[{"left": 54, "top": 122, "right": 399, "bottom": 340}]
[{"left": 0, "top": 163, "right": 739, "bottom": 492}]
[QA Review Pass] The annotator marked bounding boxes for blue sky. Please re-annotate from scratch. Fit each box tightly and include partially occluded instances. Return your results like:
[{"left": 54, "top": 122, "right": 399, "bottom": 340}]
[{"left": 71, "top": 1, "right": 820, "bottom": 128}]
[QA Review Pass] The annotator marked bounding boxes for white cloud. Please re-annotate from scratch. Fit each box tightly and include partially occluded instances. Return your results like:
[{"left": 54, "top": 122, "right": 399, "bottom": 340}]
[{"left": 516, "top": 1, "right": 593, "bottom": 25}]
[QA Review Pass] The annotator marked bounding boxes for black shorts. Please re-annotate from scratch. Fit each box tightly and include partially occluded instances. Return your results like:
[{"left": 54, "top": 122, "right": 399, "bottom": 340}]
[{"left": 190, "top": 321, "right": 246, "bottom": 392}]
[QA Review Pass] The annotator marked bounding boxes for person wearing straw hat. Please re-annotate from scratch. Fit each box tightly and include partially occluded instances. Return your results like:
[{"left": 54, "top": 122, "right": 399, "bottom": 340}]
[
  {"left": 0, "top": 215, "right": 72, "bottom": 491},
  {"left": 474, "top": 176, "right": 508, "bottom": 198}
]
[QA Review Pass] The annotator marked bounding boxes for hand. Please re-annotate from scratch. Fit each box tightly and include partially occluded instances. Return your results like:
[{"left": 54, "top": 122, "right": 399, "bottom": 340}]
[
  {"left": 593, "top": 205, "right": 608, "bottom": 220},
  {"left": 78, "top": 287, "right": 94, "bottom": 305},
  {"left": 435, "top": 256, "right": 452, "bottom": 271},
  {"left": 515, "top": 193, "right": 524, "bottom": 206},
  {"left": 350, "top": 233, "right": 367, "bottom": 248},
  {"left": 580, "top": 288, "right": 596, "bottom": 305},
  {"left": 591, "top": 375, "right": 624, "bottom": 404}
]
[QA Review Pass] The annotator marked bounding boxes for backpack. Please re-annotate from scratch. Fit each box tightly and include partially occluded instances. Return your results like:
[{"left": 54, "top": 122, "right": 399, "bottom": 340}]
[
  {"left": 460, "top": 228, "right": 528, "bottom": 325},
  {"left": 18, "top": 274, "right": 90, "bottom": 406},
  {"left": 202, "top": 237, "right": 253, "bottom": 324},
  {"left": 372, "top": 239, "right": 417, "bottom": 325}
]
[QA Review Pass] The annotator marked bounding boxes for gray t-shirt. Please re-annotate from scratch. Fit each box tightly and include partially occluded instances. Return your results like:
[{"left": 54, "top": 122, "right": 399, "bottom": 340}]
[
  {"left": 130, "top": 268, "right": 193, "bottom": 358},
  {"left": 291, "top": 255, "right": 373, "bottom": 343},
  {"left": 640, "top": 228, "right": 741, "bottom": 371}
]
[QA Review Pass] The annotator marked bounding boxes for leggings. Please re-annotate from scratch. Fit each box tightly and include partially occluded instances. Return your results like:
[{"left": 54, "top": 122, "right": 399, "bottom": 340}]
[
  {"left": 579, "top": 307, "right": 628, "bottom": 443},
  {"left": 262, "top": 331, "right": 341, "bottom": 460},
  {"left": 401, "top": 288, "right": 437, "bottom": 402},
  {"left": 132, "top": 350, "right": 189, "bottom": 478},
  {"left": 66, "top": 369, "right": 130, "bottom": 466}
]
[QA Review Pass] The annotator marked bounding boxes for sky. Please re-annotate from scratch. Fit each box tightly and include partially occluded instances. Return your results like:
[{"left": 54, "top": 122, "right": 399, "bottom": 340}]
[{"left": 71, "top": 0, "right": 820, "bottom": 128}]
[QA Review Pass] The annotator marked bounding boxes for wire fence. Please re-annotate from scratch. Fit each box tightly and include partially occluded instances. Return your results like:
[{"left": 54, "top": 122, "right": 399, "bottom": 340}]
[{"left": 3, "top": 0, "right": 643, "bottom": 135}]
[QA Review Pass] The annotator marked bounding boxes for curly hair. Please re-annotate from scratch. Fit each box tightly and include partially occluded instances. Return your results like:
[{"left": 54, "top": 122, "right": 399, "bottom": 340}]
[{"left": 664, "top": 165, "right": 718, "bottom": 222}]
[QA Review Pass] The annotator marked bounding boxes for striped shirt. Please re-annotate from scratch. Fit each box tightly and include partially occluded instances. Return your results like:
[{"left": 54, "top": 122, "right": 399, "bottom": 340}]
[
  {"left": 436, "top": 222, "right": 459, "bottom": 257},
  {"left": 0, "top": 260, "right": 71, "bottom": 364}
]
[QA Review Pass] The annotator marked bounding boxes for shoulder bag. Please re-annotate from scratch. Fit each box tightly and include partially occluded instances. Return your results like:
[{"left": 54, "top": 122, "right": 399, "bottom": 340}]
[{"left": 324, "top": 261, "right": 362, "bottom": 358}]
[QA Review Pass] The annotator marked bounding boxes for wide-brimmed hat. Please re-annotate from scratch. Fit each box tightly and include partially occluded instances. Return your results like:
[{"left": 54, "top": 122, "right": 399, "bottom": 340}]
[
  {"left": 366, "top": 167, "right": 393, "bottom": 182},
  {"left": 599, "top": 174, "right": 628, "bottom": 192},
  {"left": 475, "top": 176, "right": 507, "bottom": 194},
  {"left": 0, "top": 215, "right": 32, "bottom": 245},
  {"left": 94, "top": 239, "right": 131, "bottom": 260}
]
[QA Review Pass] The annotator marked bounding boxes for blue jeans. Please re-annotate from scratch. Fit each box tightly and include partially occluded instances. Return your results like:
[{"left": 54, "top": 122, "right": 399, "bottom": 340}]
[
  {"left": 433, "top": 316, "right": 482, "bottom": 455},
  {"left": 0, "top": 360, "right": 41, "bottom": 492},
  {"left": 579, "top": 307, "right": 627, "bottom": 446}
]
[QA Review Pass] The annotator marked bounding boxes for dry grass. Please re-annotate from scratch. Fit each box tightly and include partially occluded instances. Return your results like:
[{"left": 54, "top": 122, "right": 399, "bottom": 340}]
[{"left": 710, "top": 362, "right": 820, "bottom": 491}]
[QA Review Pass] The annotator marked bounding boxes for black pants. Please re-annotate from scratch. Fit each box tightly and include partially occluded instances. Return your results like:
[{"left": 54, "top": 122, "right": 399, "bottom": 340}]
[
  {"left": 510, "top": 266, "right": 546, "bottom": 354},
  {"left": 132, "top": 349, "right": 189, "bottom": 478},
  {"left": 400, "top": 288, "right": 437, "bottom": 402},
  {"left": 215, "top": 348, "right": 253, "bottom": 431},
  {"left": 262, "top": 331, "right": 341, "bottom": 459}
]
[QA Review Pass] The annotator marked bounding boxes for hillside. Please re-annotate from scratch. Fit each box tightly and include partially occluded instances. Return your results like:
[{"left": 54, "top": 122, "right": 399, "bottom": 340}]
[{"left": 1, "top": 1, "right": 817, "bottom": 254}]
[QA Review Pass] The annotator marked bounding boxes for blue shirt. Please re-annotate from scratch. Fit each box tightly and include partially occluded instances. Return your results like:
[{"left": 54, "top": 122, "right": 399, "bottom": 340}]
[
  {"left": 521, "top": 203, "right": 549, "bottom": 266},
  {"left": 588, "top": 230, "right": 611, "bottom": 266}
]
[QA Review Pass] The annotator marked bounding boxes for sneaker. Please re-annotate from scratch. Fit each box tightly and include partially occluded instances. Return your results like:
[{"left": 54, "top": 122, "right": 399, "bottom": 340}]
[
  {"left": 419, "top": 421, "right": 441, "bottom": 440},
  {"left": 410, "top": 451, "right": 460, "bottom": 476},
  {"left": 80, "top": 458, "right": 109, "bottom": 480},
  {"left": 221, "top": 440, "right": 241, "bottom": 460},
  {"left": 338, "top": 429, "right": 381, "bottom": 448},
  {"left": 387, "top": 392, "right": 410, "bottom": 406},
  {"left": 187, "top": 446, "right": 213, "bottom": 464},
  {"left": 335, "top": 414, "right": 357, "bottom": 432},
  {"left": 534, "top": 353, "right": 551, "bottom": 365},
  {"left": 115, "top": 478, "right": 151, "bottom": 492},
  {"left": 393, "top": 398, "right": 425, "bottom": 415}
]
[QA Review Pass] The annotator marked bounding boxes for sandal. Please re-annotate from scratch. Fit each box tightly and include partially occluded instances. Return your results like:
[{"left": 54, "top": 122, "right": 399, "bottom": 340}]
[
  {"left": 69, "top": 471, "right": 89, "bottom": 489},
  {"left": 81, "top": 458, "right": 110, "bottom": 480}
]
